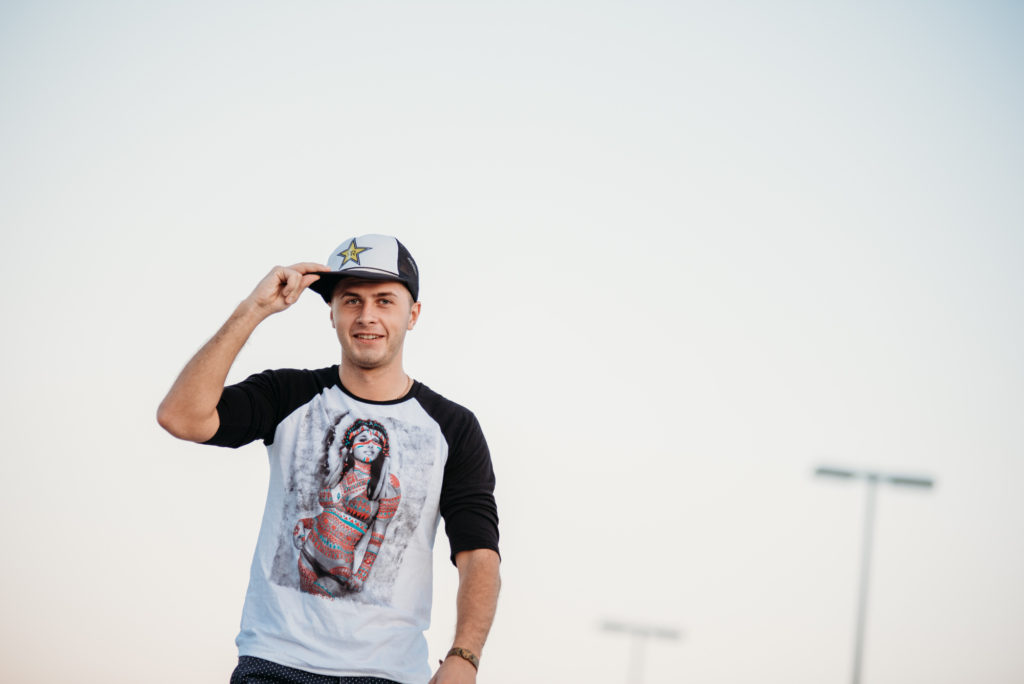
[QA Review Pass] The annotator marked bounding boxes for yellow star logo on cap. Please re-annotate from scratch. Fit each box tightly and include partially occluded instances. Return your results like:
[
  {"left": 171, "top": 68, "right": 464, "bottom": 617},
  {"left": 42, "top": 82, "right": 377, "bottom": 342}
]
[{"left": 337, "top": 239, "right": 370, "bottom": 266}]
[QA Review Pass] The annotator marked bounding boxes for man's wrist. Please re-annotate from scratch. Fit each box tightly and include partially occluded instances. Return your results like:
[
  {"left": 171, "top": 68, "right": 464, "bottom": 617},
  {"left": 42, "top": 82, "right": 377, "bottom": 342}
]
[
  {"left": 235, "top": 297, "right": 274, "bottom": 324},
  {"left": 445, "top": 647, "right": 480, "bottom": 671}
]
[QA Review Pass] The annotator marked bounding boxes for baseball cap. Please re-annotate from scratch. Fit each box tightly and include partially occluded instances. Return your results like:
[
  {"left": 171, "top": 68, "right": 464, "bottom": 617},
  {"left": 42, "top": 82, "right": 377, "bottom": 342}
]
[{"left": 309, "top": 234, "right": 420, "bottom": 303}]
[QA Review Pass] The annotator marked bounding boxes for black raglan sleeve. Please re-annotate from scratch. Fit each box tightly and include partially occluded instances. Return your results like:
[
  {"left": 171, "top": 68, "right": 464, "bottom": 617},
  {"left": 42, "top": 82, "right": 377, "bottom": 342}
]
[
  {"left": 438, "top": 407, "right": 500, "bottom": 564},
  {"left": 204, "top": 367, "right": 335, "bottom": 449}
]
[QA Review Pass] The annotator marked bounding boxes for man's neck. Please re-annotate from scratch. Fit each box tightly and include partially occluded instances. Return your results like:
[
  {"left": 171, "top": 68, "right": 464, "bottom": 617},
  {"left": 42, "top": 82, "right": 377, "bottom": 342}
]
[{"left": 338, "top": 363, "right": 412, "bottom": 402}]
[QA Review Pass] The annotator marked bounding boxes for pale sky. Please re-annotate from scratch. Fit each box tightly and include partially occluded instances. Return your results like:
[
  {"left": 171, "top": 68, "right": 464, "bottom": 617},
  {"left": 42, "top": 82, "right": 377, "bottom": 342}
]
[{"left": 1, "top": 1, "right": 1022, "bottom": 683}]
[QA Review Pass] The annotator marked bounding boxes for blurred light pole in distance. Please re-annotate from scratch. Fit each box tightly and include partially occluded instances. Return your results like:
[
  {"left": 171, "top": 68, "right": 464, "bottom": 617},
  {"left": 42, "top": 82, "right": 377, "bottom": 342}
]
[
  {"left": 815, "top": 466, "right": 934, "bottom": 684},
  {"left": 600, "top": 620, "right": 681, "bottom": 684}
]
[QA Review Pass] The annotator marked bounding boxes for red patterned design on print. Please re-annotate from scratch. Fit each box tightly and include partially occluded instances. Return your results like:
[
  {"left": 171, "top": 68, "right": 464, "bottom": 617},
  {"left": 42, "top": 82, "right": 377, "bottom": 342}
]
[{"left": 295, "top": 419, "right": 402, "bottom": 598}]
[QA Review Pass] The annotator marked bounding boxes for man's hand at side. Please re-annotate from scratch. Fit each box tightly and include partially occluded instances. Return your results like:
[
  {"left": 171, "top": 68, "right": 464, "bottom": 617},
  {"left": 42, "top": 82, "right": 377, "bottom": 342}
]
[
  {"left": 157, "top": 262, "right": 328, "bottom": 443},
  {"left": 428, "top": 652, "right": 477, "bottom": 684}
]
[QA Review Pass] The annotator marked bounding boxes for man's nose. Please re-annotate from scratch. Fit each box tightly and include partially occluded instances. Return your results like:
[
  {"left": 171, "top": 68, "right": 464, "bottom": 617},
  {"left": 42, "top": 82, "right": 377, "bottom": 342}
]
[{"left": 356, "top": 302, "right": 378, "bottom": 322}]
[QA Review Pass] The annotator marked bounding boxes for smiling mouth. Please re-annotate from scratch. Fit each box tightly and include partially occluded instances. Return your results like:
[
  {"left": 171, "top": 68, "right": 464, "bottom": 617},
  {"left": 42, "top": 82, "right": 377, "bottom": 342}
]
[{"left": 354, "top": 334, "right": 383, "bottom": 340}]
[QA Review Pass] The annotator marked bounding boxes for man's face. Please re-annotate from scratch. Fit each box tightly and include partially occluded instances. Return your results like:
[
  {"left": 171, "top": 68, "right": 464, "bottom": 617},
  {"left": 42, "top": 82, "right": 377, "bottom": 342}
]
[{"left": 329, "top": 280, "right": 420, "bottom": 372}]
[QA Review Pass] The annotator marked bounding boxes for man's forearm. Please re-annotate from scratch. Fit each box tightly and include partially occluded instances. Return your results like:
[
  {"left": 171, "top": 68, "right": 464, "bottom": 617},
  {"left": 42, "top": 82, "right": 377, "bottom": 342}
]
[
  {"left": 157, "top": 262, "right": 326, "bottom": 443},
  {"left": 430, "top": 549, "right": 500, "bottom": 683},
  {"left": 156, "top": 300, "right": 267, "bottom": 442},
  {"left": 451, "top": 549, "right": 501, "bottom": 657}
]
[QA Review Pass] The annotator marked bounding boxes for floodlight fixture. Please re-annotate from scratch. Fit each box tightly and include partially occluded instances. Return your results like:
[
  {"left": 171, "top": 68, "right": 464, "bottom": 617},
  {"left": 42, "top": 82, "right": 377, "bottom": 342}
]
[{"left": 599, "top": 619, "right": 682, "bottom": 684}]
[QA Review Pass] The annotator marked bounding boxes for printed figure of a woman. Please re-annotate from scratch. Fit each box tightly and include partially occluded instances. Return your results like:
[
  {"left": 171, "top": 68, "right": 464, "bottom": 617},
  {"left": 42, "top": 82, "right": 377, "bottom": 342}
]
[{"left": 293, "top": 419, "right": 401, "bottom": 597}]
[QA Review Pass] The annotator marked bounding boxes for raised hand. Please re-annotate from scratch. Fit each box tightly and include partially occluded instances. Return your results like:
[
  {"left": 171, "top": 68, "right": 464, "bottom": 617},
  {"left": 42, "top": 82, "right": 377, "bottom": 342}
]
[{"left": 244, "top": 262, "right": 329, "bottom": 316}]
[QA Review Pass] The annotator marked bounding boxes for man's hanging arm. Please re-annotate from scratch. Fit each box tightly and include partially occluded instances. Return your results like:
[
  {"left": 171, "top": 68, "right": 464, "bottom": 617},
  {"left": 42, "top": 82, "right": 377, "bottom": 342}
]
[{"left": 430, "top": 548, "right": 501, "bottom": 684}]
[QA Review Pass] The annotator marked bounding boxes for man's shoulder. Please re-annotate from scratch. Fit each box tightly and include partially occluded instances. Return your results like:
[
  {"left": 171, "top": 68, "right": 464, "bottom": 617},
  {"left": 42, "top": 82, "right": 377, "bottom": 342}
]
[
  {"left": 226, "top": 365, "right": 341, "bottom": 414},
  {"left": 412, "top": 382, "right": 486, "bottom": 443},
  {"left": 413, "top": 382, "right": 477, "bottom": 419},
  {"left": 209, "top": 366, "right": 340, "bottom": 449},
  {"left": 237, "top": 365, "right": 339, "bottom": 389}
]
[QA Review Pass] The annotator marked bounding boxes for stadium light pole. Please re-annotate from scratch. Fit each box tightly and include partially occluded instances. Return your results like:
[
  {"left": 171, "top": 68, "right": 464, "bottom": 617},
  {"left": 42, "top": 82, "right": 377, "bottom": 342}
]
[
  {"left": 600, "top": 620, "right": 682, "bottom": 684},
  {"left": 815, "top": 466, "right": 934, "bottom": 684}
]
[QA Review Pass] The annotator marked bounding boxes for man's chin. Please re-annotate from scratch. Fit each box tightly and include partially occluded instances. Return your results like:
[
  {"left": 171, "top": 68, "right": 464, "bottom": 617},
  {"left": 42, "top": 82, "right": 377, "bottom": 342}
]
[{"left": 345, "top": 352, "right": 387, "bottom": 370}]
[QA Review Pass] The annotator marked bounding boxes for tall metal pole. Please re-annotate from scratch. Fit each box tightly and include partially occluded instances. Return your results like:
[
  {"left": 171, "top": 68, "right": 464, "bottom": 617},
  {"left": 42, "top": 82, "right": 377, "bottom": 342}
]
[
  {"left": 815, "top": 466, "right": 933, "bottom": 684},
  {"left": 851, "top": 474, "right": 879, "bottom": 684},
  {"left": 628, "top": 631, "right": 645, "bottom": 684}
]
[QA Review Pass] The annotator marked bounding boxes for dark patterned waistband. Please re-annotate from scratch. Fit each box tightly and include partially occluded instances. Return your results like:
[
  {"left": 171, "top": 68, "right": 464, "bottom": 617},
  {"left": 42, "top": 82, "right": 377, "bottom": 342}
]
[{"left": 231, "top": 655, "right": 400, "bottom": 684}]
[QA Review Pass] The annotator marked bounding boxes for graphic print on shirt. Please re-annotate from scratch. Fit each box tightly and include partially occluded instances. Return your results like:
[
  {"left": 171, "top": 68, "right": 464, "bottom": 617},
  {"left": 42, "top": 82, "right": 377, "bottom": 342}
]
[
  {"left": 293, "top": 418, "right": 400, "bottom": 597},
  {"left": 268, "top": 406, "right": 437, "bottom": 606}
]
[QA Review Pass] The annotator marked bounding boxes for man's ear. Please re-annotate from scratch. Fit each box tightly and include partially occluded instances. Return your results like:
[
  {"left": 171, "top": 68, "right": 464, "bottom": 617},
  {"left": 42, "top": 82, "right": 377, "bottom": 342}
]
[
  {"left": 329, "top": 308, "right": 335, "bottom": 328},
  {"left": 407, "top": 301, "right": 422, "bottom": 331}
]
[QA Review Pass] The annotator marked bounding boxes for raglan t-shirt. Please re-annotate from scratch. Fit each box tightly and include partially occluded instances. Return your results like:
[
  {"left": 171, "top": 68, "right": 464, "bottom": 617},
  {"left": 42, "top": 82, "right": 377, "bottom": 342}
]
[{"left": 205, "top": 366, "right": 499, "bottom": 684}]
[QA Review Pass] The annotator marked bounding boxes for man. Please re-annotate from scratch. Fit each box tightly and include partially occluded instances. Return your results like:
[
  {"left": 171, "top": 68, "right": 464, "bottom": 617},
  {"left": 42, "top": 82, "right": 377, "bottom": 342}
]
[{"left": 157, "top": 234, "right": 500, "bottom": 684}]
